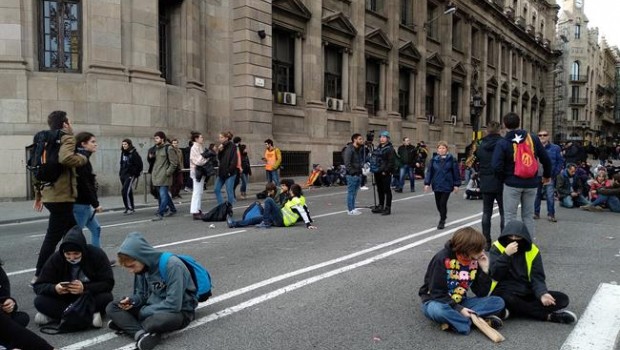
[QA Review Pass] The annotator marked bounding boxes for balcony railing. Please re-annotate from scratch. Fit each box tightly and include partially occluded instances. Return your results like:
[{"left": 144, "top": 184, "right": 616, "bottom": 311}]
[
  {"left": 569, "top": 74, "right": 588, "bottom": 82},
  {"left": 569, "top": 97, "right": 588, "bottom": 105}
]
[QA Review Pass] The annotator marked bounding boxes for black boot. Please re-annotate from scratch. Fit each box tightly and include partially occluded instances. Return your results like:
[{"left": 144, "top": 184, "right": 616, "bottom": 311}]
[
  {"left": 381, "top": 206, "right": 391, "bottom": 215},
  {"left": 437, "top": 220, "right": 445, "bottom": 229},
  {"left": 371, "top": 205, "right": 384, "bottom": 213}
]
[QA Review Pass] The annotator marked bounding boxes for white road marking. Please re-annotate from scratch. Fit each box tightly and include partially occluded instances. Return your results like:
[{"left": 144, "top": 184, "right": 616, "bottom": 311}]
[
  {"left": 560, "top": 283, "right": 620, "bottom": 350},
  {"left": 111, "top": 217, "right": 490, "bottom": 350},
  {"left": 61, "top": 211, "right": 497, "bottom": 349}
]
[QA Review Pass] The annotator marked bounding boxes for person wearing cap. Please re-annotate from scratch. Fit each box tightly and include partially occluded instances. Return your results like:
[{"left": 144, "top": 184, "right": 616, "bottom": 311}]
[
  {"left": 370, "top": 131, "right": 396, "bottom": 215},
  {"left": 33, "top": 226, "right": 114, "bottom": 328}
]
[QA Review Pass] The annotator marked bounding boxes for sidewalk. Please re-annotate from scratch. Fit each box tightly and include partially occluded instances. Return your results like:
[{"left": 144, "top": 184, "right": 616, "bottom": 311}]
[{"left": 0, "top": 176, "right": 309, "bottom": 225}]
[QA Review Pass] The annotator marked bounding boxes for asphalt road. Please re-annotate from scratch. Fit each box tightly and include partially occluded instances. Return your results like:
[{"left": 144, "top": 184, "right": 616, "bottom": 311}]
[{"left": 1, "top": 185, "right": 619, "bottom": 349}]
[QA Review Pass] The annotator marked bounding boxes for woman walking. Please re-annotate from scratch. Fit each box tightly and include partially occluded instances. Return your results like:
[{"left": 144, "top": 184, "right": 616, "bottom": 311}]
[
  {"left": 119, "top": 139, "right": 143, "bottom": 214},
  {"left": 189, "top": 131, "right": 208, "bottom": 220},
  {"left": 214, "top": 131, "right": 238, "bottom": 205},
  {"left": 424, "top": 141, "right": 461, "bottom": 229}
]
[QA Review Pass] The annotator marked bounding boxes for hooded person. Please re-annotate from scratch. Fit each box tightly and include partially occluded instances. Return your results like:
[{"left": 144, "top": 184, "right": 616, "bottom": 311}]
[
  {"left": 106, "top": 232, "right": 198, "bottom": 350},
  {"left": 489, "top": 221, "right": 577, "bottom": 324},
  {"left": 33, "top": 226, "right": 114, "bottom": 328}
]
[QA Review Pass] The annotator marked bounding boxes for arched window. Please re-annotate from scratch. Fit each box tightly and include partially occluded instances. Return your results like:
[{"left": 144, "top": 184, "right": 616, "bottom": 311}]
[{"left": 571, "top": 61, "right": 580, "bottom": 80}]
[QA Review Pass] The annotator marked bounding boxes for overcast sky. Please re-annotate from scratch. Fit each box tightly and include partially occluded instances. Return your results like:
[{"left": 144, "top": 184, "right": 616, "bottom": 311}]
[{"left": 559, "top": 0, "right": 619, "bottom": 48}]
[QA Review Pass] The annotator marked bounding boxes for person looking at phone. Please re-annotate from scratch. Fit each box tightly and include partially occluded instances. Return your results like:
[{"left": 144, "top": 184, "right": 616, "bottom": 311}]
[{"left": 33, "top": 226, "right": 114, "bottom": 328}]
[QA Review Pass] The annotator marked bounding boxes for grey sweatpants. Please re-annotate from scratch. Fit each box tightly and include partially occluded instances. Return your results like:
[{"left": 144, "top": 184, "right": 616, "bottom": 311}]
[
  {"left": 502, "top": 184, "right": 537, "bottom": 238},
  {"left": 106, "top": 302, "right": 194, "bottom": 340}
]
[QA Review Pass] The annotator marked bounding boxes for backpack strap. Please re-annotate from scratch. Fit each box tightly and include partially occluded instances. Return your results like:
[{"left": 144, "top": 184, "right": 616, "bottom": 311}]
[{"left": 158, "top": 252, "right": 173, "bottom": 283}]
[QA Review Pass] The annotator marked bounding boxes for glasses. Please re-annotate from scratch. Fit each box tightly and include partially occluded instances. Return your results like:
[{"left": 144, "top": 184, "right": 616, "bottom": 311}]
[{"left": 538, "top": 134, "right": 548, "bottom": 137}]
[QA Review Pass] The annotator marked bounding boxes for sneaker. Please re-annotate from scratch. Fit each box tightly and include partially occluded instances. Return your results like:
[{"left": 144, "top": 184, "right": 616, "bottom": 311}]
[
  {"left": 484, "top": 315, "right": 504, "bottom": 329},
  {"left": 34, "top": 312, "right": 53, "bottom": 325},
  {"left": 533, "top": 213, "right": 540, "bottom": 220},
  {"left": 549, "top": 310, "right": 577, "bottom": 324},
  {"left": 125, "top": 209, "right": 135, "bottom": 215},
  {"left": 92, "top": 312, "right": 103, "bottom": 328},
  {"left": 548, "top": 215, "right": 557, "bottom": 222},
  {"left": 255, "top": 221, "right": 272, "bottom": 229},
  {"left": 183, "top": 187, "right": 192, "bottom": 193},
  {"left": 499, "top": 308, "right": 510, "bottom": 320},
  {"left": 123, "top": 209, "right": 129, "bottom": 214},
  {"left": 165, "top": 210, "right": 177, "bottom": 217},
  {"left": 137, "top": 333, "right": 161, "bottom": 350},
  {"left": 371, "top": 206, "right": 384, "bottom": 214},
  {"left": 348, "top": 210, "right": 362, "bottom": 216},
  {"left": 107, "top": 320, "right": 124, "bottom": 333},
  {"left": 394, "top": 188, "right": 403, "bottom": 193},
  {"left": 591, "top": 205, "right": 605, "bottom": 212},
  {"left": 352, "top": 208, "right": 362, "bottom": 214},
  {"left": 226, "top": 214, "right": 235, "bottom": 228},
  {"left": 151, "top": 215, "right": 163, "bottom": 222},
  {"left": 30, "top": 276, "right": 38, "bottom": 287},
  {"left": 360, "top": 186, "right": 369, "bottom": 191}
]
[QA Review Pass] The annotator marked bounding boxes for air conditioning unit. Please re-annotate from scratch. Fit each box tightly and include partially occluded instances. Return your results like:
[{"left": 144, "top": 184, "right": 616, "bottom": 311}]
[
  {"left": 326, "top": 97, "right": 344, "bottom": 112},
  {"left": 277, "top": 92, "right": 296, "bottom": 105},
  {"left": 451, "top": 115, "right": 457, "bottom": 126}
]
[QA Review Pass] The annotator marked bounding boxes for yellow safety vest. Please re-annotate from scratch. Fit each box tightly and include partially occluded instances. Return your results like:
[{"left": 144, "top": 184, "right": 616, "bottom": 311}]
[
  {"left": 489, "top": 240, "right": 539, "bottom": 293},
  {"left": 282, "top": 196, "right": 306, "bottom": 227}
]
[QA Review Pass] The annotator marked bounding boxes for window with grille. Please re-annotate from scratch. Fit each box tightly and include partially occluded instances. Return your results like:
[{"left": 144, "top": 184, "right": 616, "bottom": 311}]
[
  {"left": 399, "top": 69, "right": 410, "bottom": 119},
  {"left": 425, "top": 76, "right": 436, "bottom": 116},
  {"left": 39, "top": 0, "right": 81, "bottom": 72},
  {"left": 273, "top": 29, "right": 295, "bottom": 97},
  {"left": 452, "top": 17, "right": 461, "bottom": 50},
  {"left": 487, "top": 37, "right": 495, "bottom": 64},
  {"left": 574, "top": 24, "right": 581, "bottom": 39},
  {"left": 158, "top": 1, "right": 172, "bottom": 83},
  {"left": 401, "top": 0, "right": 412, "bottom": 26},
  {"left": 280, "top": 151, "right": 310, "bottom": 177},
  {"left": 366, "top": 0, "right": 382, "bottom": 13},
  {"left": 427, "top": 2, "right": 438, "bottom": 40},
  {"left": 366, "top": 59, "right": 380, "bottom": 116},
  {"left": 324, "top": 47, "right": 342, "bottom": 99}
]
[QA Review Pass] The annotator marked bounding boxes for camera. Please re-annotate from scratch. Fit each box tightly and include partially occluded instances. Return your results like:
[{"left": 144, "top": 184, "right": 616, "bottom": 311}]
[{"left": 366, "top": 130, "right": 375, "bottom": 143}]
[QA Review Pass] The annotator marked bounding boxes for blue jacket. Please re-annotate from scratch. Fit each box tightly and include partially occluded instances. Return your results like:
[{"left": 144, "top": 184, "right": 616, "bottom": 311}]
[
  {"left": 119, "top": 232, "right": 197, "bottom": 319},
  {"left": 491, "top": 130, "right": 552, "bottom": 188},
  {"left": 424, "top": 153, "right": 461, "bottom": 192},
  {"left": 544, "top": 143, "right": 564, "bottom": 179}
]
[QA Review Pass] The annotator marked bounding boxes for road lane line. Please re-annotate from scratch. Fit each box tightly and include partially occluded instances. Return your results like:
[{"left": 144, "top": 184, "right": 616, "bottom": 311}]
[
  {"left": 110, "top": 216, "right": 492, "bottom": 350},
  {"left": 61, "top": 211, "right": 497, "bottom": 349},
  {"left": 560, "top": 283, "right": 620, "bottom": 350}
]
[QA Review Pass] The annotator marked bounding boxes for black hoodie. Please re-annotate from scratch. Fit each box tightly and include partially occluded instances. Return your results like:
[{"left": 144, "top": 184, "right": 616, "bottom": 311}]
[
  {"left": 475, "top": 133, "right": 503, "bottom": 193},
  {"left": 33, "top": 226, "right": 114, "bottom": 297},
  {"left": 489, "top": 221, "right": 547, "bottom": 298},
  {"left": 418, "top": 241, "right": 493, "bottom": 312}
]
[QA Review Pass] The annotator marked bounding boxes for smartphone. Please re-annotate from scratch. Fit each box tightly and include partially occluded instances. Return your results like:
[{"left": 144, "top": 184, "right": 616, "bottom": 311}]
[{"left": 59, "top": 282, "right": 71, "bottom": 287}]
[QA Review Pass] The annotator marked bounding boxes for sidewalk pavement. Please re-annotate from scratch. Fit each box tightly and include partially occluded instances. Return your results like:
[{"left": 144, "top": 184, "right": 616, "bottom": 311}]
[{"left": 0, "top": 176, "right": 310, "bottom": 225}]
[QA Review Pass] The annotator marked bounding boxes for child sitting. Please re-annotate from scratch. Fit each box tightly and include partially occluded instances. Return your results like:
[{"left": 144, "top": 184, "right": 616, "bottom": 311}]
[{"left": 465, "top": 173, "right": 482, "bottom": 200}]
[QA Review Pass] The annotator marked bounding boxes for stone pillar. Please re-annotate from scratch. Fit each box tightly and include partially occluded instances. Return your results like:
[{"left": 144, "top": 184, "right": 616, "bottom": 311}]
[
  {"left": 86, "top": 0, "right": 126, "bottom": 78},
  {"left": 294, "top": 34, "right": 303, "bottom": 96},
  {"left": 0, "top": 0, "right": 28, "bottom": 126},
  {"left": 379, "top": 61, "right": 386, "bottom": 113},
  {"left": 303, "top": 0, "right": 327, "bottom": 140},
  {"left": 481, "top": 30, "right": 488, "bottom": 126},
  {"left": 122, "top": 0, "right": 163, "bottom": 82},
  {"left": 342, "top": 49, "right": 349, "bottom": 105},
  {"left": 463, "top": 19, "right": 472, "bottom": 128}
]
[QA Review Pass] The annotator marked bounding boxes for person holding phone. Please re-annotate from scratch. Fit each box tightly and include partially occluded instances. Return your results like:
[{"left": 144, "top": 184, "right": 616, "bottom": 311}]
[{"left": 33, "top": 226, "right": 114, "bottom": 328}]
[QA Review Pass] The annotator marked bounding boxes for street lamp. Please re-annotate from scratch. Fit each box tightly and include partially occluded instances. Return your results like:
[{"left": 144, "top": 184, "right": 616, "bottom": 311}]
[
  {"left": 424, "top": 3, "right": 457, "bottom": 31},
  {"left": 470, "top": 92, "right": 486, "bottom": 140},
  {"left": 580, "top": 122, "right": 587, "bottom": 144}
]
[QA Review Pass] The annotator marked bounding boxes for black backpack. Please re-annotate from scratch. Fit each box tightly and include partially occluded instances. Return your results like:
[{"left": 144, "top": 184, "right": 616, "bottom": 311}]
[
  {"left": 202, "top": 201, "right": 233, "bottom": 222},
  {"left": 27, "top": 130, "right": 63, "bottom": 185},
  {"left": 40, "top": 292, "right": 96, "bottom": 334}
]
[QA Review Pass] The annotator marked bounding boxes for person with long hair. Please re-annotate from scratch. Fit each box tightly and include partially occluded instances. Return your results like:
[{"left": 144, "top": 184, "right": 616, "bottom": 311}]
[
  {"left": 424, "top": 141, "right": 461, "bottom": 229},
  {"left": 214, "top": 131, "right": 238, "bottom": 205},
  {"left": 189, "top": 131, "right": 207, "bottom": 220},
  {"left": 119, "top": 139, "right": 143, "bottom": 214}
]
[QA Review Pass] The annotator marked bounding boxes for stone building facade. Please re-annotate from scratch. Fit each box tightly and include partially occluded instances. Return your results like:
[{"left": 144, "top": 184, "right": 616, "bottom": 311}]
[
  {"left": 0, "top": 0, "right": 559, "bottom": 199},
  {"left": 555, "top": 0, "right": 620, "bottom": 145}
]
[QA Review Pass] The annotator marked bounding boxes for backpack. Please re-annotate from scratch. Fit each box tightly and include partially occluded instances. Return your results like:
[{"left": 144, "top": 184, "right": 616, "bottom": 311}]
[
  {"left": 201, "top": 201, "right": 233, "bottom": 222},
  {"left": 513, "top": 132, "right": 539, "bottom": 179},
  {"left": 27, "top": 130, "right": 63, "bottom": 185},
  {"left": 242, "top": 201, "right": 264, "bottom": 220},
  {"left": 159, "top": 252, "right": 212, "bottom": 302},
  {"left": 40, "top": 292, "right": 96, "bottom": 334}
]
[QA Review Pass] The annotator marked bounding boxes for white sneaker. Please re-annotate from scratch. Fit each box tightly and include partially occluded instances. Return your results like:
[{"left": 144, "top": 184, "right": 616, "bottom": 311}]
[
  {"left": 92, "top": 312, "right": 103, "bottom": 328},
  {"left": 348, "top": 210, "right": 362, "bottom": 216},
  {"left": 352, "top": 208, "right": 362, "bottom": 214},
  {"left": 34, "top": 312, "right": 53, "bottom": 325},
  {"left": 360, "top": 186, "right": 369, "bottom": 191}
]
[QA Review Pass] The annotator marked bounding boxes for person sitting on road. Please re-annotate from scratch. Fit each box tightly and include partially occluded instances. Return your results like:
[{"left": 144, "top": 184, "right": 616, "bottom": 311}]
[
  {"left": 489, "top": 221, "right": 578, "bottom": 324},
  {"left": 106, "top": 232, "right": 198, "bottom": 350},
  {"left": 587, "top": 170, "right": 612, "bottom": 202},
  {"left": 33, "top": 226, "right": 114, "bottom": 328},
  {"left": 419, "top": 227, "right": 505, "bottom": 334},
  {"left": 464, "top": 173, "right": 482, "bottom": 200},
  {"left": 1, "top": 261, "right": 57, "bottom": 350},
  {"left": 582, "top": 173, "right": 620, "bottom": 212},
  {"left": 556, "top": 163, "right": 590, "bottom": 208}
]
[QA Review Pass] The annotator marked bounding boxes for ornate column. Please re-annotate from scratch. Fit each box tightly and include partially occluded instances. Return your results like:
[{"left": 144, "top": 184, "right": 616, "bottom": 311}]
[{"left": 408, "top": 71, "right": 416, "bottom": 116}]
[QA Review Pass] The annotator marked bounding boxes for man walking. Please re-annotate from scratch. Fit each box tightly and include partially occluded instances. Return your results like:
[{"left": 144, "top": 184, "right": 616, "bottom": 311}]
[
  {"left": 169, "top": 139, "right": 184, "bottom": 200},
  {"left": 263, "top": 139, "right": 281, "bottom": 186},
  {"left": 397, "top": 137, "right": 417, "bottom": 192},
  {"left": 492, "top": 112, "right": 552, "bottom": 238},
  {"left": 32, "top": 111, "right": 88, "bottom": 285},
  {"left": 343, "top": 133, "right": 364, "bottom": 215},
  {"left": 475, "top": 121, "right": 505, "bottom": 250},
  {"left": 150, "top": 131, "right": 179, "bottom": 221},
  {"left": 534, "top": 130, "right": 564, "bottom": 222}
]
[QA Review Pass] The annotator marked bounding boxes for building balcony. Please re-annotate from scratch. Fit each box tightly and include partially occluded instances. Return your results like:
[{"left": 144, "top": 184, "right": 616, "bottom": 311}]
[
  {"left": 526, "top": 24, "right": 535, "bottom": 35},
  {"left": 569, "top": 97, "right": 588, "bottom": 105},
  {"left": 515, "top": 16, "right": 526, "bottom": 29},
  {"left": 569, "top": 75, "right": 588, "bottom": 83}
]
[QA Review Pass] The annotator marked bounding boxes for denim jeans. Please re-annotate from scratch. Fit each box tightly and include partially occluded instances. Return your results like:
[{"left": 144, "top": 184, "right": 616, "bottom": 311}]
[
  {"left": 157, "top": 186, "right": 176, "bottom": 217},
  {"left": 560, "top": 194, "right": 590, "bottom": 208},
  {"left": 346, "top": 175, "right": 361, "bottom": 211},
  {"left": 503, "top": 185, "right": 537, "bottom": 238},
  {"left": 262, "top": 197, "right": 284, "bottom": 226},
  {"left": 422, "top": 297, "right": 505, "bottom": 335},
  {"left": 398, "top": 165, "right": 415, "bottom": 191},
  {"left": 73, "top": 204, "right": 101, "bottom": 247},
  {"left": 534, "top": 180, "right": 556, "bottom": 216},
  {"left": 266, "top": 170, "right": 280, "bottom": 186},
  {"left": 215, "top": 174, "right": 237, "bottom": 205},
  {"left": 240, "top": 172, "right": 249, "bottom": 193},
  {"left": 590, "top": 194, "right": 620, "bottom": 212}
]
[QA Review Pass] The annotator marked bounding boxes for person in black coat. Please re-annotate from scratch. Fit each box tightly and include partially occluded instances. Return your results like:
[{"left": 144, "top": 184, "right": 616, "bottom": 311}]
[
  {"left": 119, "top": 139, "right": 143, "bottom": 214},
  {"left": 370, "top": 131, "right": 396, "bottom": 216},
  {"left": 214, "top": 131, "right": 239, "bottom": 205},
  {"left": 474, "top": 122, "right": 505, "bottom": 250},
  {"left": 33, "top": 226, "right": 114, "bottom": 328},
  {"left": 1, "top": 261, "right": 56, "bottom": 350}
]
